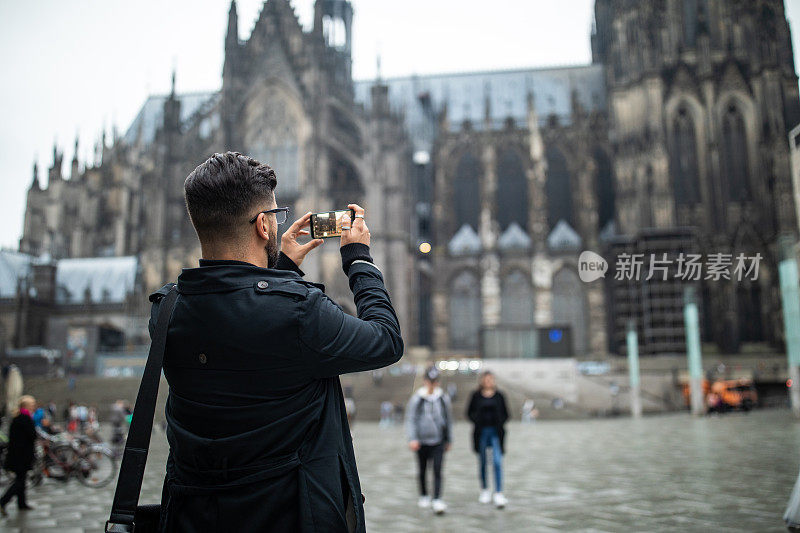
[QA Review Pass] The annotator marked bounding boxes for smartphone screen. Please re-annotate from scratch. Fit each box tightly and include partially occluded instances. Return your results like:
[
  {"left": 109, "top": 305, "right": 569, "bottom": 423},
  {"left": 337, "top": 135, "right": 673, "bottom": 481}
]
[{"left": 310, "top": 209, "right": 354, "bottom": 238}]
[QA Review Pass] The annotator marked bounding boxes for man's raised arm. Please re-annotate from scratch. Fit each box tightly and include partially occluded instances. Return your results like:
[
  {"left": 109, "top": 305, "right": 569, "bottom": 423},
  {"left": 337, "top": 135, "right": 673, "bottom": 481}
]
[{"left": 298, "top": 204, "right": 403, "bottom": 378}]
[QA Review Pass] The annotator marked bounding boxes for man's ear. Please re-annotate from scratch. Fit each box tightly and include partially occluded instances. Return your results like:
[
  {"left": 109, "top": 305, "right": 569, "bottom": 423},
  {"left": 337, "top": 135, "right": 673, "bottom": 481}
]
[{"left": 255, "top": 213, "right": 270, "bottom": 241}]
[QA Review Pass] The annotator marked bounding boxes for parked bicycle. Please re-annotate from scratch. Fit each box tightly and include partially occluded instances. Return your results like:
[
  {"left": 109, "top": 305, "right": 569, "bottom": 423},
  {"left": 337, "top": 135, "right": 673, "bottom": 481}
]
[{"left": 27, "top": 429, "right": 117, "bottom": 488}]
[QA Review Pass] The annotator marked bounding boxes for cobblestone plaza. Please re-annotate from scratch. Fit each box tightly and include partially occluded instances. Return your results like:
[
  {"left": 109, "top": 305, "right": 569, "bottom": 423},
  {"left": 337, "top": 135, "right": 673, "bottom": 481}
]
[{"left": 0, "top": 409, "right": 797, "bottom": 532}]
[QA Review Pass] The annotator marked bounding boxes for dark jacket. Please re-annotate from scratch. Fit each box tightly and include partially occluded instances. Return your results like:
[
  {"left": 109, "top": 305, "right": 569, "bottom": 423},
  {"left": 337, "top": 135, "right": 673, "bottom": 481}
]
[
  {"left": 151, "top": 247, "right": 403, "bottom": 533},
  {"left": 466, "top": 390, "right": 509, "bottom": 454},
  {"left": 4, "top": 412, "right": 36, "bottom": 472}
]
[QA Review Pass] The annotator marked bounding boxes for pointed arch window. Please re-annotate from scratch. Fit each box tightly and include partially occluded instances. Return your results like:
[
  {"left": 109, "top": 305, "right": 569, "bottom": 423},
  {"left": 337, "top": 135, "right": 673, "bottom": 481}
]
[
  {"left": 495, "top": 150, "right": 528, "bottom": 231},
  {"left": 454, "top": 152, "right": 482, "bottom": 234},
  {"left": 721, "top": 103, "right": 751, "bottom": 202},
  {"left": 501, "top": 270, "right": 534, "bottom": 325},
  {"left": 683, "top": 0, "right": 698, "bottom": 47},
  {"left": 449, "top": 271, "right": 481, "bottom": 350},
  {"left": 551, "top": 268, "right": 586, "bottom": 355},
  {"left": 330, "top": 152, "right": 364, "bottom": 208},
  {"left": 670, "top": 106, "right": 701, "bottom": 206},
  {"left": 545, "top": 146, "right": 574, "bottom": 231},
  {"left": 594, "top": 147, "right": 616, "bottom": 230}
]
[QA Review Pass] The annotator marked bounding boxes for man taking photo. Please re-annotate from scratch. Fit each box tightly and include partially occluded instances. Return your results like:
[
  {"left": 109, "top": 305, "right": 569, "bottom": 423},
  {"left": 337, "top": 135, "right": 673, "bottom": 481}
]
[{"left": 152, "top": 152, "right": 403, "bottom": 532}]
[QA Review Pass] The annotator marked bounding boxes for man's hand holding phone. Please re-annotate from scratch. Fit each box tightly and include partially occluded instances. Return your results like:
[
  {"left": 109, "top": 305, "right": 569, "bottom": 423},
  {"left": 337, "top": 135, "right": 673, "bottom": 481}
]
[
  {"left": 340, "top": 204, "right": 370, "bottom": 248},
  {"left": 281, "top": 212, "right": 324, "bottom": 267}
]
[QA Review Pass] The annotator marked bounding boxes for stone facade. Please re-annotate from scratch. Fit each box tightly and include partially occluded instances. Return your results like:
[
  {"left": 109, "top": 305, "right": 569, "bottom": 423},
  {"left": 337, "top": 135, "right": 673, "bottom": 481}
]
[
  {"left": 0, "top": 251, "right": 143, "bottom": 374},
  {"left": 428, "top": 93, "right": 610, "bottom": 358},
  {"left": 16, "top": 0, "right": 800, "bottom": 358},
  {"left": 18, "top": 0, "right": 413, "bottom": 340},
  {"left": 593, "top": 0, "right": 800, "bottom": 353}
]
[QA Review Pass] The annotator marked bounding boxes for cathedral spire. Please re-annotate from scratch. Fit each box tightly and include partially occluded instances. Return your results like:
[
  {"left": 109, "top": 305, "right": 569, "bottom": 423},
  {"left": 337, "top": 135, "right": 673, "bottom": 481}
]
[
  {"left": 223, "top": 1, "right": 240, "bottom": 81},
  {"left": 31, "top": 160, "right": 40, "bottom": 190},
  {"left": 226, "top": 0, "right": 239, "bottom": 50},
  {"left": 313, "top": 0, "right": 353, "bottom": 55},
  {"left": 163, "top": 69, "right": 181, "bottom": 134},
  {"left": 49, "top": 141, "right": 63, "bottom": 183},
  {"left": 313, "top": 0, "right": 324, "bottom": 39},
  {"left": 71, "top": 134, "right": 80, "bottom": 179},
  {"left": 101, "top": 127, "right": 108, "bottom": 165}
]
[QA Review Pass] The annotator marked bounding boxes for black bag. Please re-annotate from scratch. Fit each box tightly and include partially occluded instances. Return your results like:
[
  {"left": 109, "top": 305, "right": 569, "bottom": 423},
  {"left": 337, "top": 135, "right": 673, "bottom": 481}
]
[{"left": 106, "top": 286, "right": 178, "bottom": 533}]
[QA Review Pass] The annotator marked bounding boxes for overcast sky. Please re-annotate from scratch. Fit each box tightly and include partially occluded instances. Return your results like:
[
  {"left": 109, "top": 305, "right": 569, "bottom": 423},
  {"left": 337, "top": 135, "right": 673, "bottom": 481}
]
[{"left": 2, "top": 0, "right": 800, "bottom": 250}]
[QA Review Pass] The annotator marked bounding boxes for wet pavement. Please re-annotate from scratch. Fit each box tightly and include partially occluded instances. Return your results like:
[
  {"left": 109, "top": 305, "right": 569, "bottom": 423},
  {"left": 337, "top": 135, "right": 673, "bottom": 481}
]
[{"left": 0, "top": 409, "right": 796, "bottom": 532}]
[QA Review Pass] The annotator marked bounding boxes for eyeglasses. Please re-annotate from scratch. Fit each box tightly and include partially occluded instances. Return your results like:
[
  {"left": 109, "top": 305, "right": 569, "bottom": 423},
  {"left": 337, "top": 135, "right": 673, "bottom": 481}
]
[{"left": 249, "top": 207, "right": 290, "bottom": 225}]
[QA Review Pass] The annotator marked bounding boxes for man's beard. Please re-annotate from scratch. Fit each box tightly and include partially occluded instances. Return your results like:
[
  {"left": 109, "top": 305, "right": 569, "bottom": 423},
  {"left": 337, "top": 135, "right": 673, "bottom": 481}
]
[{"left": 266, "top": 235, "right": 279, "bottom": 268}]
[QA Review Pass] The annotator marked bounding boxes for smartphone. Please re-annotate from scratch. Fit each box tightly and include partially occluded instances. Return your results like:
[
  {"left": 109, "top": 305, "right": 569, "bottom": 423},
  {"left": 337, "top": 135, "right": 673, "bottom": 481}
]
[{"left": 309, "top": 209, "right": 356, "bottom": 239}]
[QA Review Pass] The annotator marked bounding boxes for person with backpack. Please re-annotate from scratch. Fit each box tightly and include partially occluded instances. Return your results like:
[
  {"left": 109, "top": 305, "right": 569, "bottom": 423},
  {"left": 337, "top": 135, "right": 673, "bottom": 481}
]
[{"left": 405, "top": 367, "right": 452, "bottom": 515}]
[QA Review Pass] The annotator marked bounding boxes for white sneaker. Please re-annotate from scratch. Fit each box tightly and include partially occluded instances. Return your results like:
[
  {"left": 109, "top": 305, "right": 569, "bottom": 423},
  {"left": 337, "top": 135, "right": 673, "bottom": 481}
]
[
  {"left": 432, "top": 499, "right": 447, "bottom": 514},
  {"left": 493, "top": 492, "right": 508, "bottom": 509},
  {"left": 478, "top": 489, "right": 492, "bottom": 504},
  {"left": 417, "top": 496, "right": 431, "bottom": 508}
]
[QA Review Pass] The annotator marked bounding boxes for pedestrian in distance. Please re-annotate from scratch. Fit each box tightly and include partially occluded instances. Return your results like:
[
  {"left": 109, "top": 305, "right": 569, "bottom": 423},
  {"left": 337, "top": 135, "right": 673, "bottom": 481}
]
[
  {"left": 0, "top": 395, "right": 37, "bottom": 517},
  {"left": 406, "top": 366, "right": 453, "bottom": 515},
  {"left": 446, "top": 381, "right": 457, "bottom": 402},
  {"left": 31, "top": 402, "right": 47, "bottom": 429},
  {"left": 62, "top": 400, "right": 72, "bottom": 424},
  {"left": 67, "top": 402, "right": 78, "bottom": 433},
  {"left": 521, "top": 398, "right": 536, "bottom": 423},
  {"left": 45, "top": 400, "right": 56, "bottom": 420},
  {"left": 110, "top": 400, "right": 127, "bottom": 458},
  {"left": 141, "top": 152, "right": 403, "bottom": 532},
  {"left": 379, "top": 400, "right": 394, "bottom": 428},
  {"left": 76, "top": 404, "right": 88, "bottom": 433},
  {"left": 344, "top": 386, "right": 357, "bottom": 426},
  {"left": 466, "top": 370, "right": 510, "bottom": 509}
]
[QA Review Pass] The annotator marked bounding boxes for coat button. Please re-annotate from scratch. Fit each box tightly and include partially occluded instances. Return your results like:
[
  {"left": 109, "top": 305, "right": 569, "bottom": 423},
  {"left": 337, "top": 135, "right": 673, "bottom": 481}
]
[
  {"left": 257, "top": 280, "right": 269, "bottom": 289},
  {"left": 199, "top": 353, "right": 207, "bottom": 364}
]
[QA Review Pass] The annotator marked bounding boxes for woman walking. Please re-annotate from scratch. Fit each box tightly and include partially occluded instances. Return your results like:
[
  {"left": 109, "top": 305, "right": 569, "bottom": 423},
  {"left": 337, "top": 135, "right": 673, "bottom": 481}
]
[
  {"left": 1, "top": 395, "right": 37, "bottom": 517},
  {"left": 467, "top": 371, "right": 509, "bottom": 509}
]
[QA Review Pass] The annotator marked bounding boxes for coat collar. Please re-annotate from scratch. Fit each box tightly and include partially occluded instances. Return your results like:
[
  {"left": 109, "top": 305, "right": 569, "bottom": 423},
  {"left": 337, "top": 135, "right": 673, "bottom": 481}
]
[{"left": 177, "top": 263, "right": 304, "bottom": 294}]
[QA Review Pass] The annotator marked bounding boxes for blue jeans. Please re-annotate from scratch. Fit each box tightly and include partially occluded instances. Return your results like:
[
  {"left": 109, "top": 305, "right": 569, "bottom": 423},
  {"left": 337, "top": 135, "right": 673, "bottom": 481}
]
[{"left": 478, "top": 427, "right": 503, "bottom": 492}]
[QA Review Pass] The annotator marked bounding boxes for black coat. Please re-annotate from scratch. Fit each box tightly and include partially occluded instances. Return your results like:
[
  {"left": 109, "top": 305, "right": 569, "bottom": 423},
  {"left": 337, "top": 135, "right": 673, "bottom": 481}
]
[
  {"left": 466, "top": 390, "right": 509, "bottom": 454},
  {"left": 4, "top": 412, "right": 36, "bottom": 472},
  {"left": 150, "top": 255, "right": 403, "bottom": 533}
]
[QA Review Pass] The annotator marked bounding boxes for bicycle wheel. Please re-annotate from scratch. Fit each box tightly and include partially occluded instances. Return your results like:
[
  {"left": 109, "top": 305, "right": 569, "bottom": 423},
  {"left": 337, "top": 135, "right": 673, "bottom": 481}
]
[
  {"left": 0, "top": 447, "right": 8, "bottom": 486},
  {"left": 47, "top": 444, "right": 79, "bottom": 481},
  {"left": 77, "top": 448, "right": 116, "bottom": 488}
]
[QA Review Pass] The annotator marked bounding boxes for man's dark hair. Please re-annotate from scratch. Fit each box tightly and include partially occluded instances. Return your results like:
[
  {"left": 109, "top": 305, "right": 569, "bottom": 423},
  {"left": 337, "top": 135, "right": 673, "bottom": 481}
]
[{"left": 184, "top": 152, "right": 277, "bottom": 242}]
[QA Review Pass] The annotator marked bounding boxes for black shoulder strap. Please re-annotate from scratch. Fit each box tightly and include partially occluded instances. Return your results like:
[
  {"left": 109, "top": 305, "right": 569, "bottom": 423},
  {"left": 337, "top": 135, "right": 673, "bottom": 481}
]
[
  {"left": 439, "top": 395, "right": 449, "bottom": 424},
  {"left": 415, "top": 394, "right": 426, "bottom": 418},
  {"left": 106, "top": 286, "right": 178, "bottom": 532},
  {"left": 439, "top": 395, "right": 450, "bottom": 442}
]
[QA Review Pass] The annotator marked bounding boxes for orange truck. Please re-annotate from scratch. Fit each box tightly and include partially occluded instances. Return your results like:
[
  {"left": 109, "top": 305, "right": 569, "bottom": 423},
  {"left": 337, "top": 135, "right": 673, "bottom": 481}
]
[{"left": 682, "top": 378, "right": 758, "bottom": 411}]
